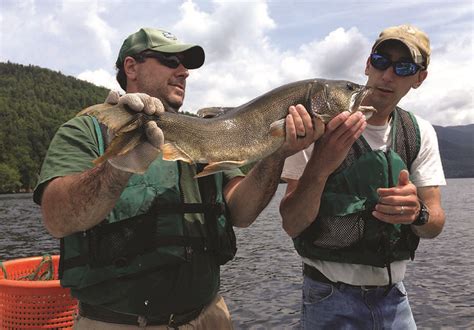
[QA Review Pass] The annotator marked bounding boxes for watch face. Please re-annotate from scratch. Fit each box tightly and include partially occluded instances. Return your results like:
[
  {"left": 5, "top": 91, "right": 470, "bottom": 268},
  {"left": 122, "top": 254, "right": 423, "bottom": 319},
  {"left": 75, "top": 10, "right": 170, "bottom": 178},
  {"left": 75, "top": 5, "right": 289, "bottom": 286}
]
[
  {"left": 420, "top": 210, "right": 429, "bottom": 222},
  {"left": 414, "top": 204, "right": 429, "bottom": 226}
]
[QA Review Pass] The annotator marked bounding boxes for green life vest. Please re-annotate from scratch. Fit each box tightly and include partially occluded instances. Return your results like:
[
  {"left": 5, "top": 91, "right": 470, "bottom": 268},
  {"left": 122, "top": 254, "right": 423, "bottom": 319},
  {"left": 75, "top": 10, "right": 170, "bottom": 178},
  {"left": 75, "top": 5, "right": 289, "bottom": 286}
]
[
  {"left": 294, "top": 108, "right": 421, "bottom": 268},
  {"left": 58, "top": 118, "right": 237, "bottom": 292}
]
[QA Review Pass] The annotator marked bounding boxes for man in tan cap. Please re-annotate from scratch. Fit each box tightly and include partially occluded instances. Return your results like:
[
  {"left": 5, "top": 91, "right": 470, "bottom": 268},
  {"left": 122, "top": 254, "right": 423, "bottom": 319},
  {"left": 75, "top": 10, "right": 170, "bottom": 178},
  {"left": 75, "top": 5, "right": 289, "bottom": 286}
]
[
  {"left": 34, "top": 27, "right": 319, "bottom": 328},
  {"left": 280, "top": 24, "right": 446, "bottom": 328}
]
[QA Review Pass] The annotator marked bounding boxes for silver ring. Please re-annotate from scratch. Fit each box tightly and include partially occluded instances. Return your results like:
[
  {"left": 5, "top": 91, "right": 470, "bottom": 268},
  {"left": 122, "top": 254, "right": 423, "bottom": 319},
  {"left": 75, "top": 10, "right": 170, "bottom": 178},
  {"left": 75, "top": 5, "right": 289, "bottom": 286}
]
[
  {"left": 400, "top": 205, "right": 405, "bottom": 215},
  {"left": 297, "top": 133, "right": 306, "bottom": 138}
]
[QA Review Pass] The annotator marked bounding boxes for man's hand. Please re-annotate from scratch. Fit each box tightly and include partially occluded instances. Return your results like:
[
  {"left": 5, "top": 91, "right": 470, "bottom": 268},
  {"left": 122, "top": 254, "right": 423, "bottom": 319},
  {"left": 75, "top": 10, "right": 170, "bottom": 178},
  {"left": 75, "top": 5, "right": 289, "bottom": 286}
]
[
  {"left": 373, "top": 170, "right": 421, "bottom": 224},
  {"left": 105, "top": 90, "right": 164, "bottom": 114},
  {"left": 310, "top": 111, "right": 367, "bottom": 178},
  {"left": 104, "top": 91, "right": 165, "bottom": 174},
  {"left": 277, "top": 104, "right": 324, "bottom": 158}
]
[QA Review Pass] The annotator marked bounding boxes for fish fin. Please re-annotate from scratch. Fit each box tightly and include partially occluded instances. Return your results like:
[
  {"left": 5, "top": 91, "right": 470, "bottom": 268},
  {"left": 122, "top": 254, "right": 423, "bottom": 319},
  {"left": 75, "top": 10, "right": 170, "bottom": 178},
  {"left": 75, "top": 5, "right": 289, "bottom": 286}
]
[
  {"left": 315, "top": 114, "right": 332, "bottom": 124},
  {"left": 270, "top": 119, "right": 286, "bottom": 137},
  {"left": 194, "top": 160, "right": 247, "bottom": 178},
  {"left": 161, "top": 143, "right": 194, "bottom": 163},
  {"left": 313, "top": 116, "right": 326, "bottom": 141},
  {"left": 196, "top": 106, "right": 233, "bottom": 118},
  {"left": 78, "top": 103, "right": 143, "bottom": 133},
  {"left": 93, "top": 130, "right": 144, "bottom": 166}
]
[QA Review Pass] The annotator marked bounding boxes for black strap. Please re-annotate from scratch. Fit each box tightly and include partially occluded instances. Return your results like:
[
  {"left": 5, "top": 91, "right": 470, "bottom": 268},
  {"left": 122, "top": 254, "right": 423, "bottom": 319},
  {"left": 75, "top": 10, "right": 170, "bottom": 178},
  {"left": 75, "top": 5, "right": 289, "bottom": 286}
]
[
  {"left": 152, "top": 202, "right": 225, "bottom": 215},
  {"left": 62, "top": 234, "right": 209, "bottom": 270},
  {"left": 79, "top": 302, "right": 203, "bottom": 327},
  {"left": 303, "top": 263, "right": 382, "bottom": 290}
]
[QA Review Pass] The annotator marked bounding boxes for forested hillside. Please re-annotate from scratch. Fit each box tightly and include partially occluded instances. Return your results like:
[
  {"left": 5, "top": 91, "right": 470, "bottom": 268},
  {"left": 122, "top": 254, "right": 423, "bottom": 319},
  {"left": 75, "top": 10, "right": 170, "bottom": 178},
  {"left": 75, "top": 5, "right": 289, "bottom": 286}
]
[{"left": 0, "top": 62, "right": 109, "bottom": 192}]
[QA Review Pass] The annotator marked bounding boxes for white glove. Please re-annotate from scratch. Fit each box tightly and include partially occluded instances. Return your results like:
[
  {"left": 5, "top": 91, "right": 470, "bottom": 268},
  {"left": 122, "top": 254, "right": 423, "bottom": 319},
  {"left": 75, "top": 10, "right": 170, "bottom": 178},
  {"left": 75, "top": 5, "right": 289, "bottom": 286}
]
[{"left": 104, "top": 91, "right": 165, "bottom": 174}]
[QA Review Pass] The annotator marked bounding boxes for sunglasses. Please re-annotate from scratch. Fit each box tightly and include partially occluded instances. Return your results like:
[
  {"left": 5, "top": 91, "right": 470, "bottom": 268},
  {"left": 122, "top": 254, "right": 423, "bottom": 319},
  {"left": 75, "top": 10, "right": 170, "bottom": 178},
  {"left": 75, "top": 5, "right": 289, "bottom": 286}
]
[
  {"left": 370, "top": 53, "right": 422, "bottom": 77},
  {"left": 140, "top": 52, "right": 186, "bottom": 69}
]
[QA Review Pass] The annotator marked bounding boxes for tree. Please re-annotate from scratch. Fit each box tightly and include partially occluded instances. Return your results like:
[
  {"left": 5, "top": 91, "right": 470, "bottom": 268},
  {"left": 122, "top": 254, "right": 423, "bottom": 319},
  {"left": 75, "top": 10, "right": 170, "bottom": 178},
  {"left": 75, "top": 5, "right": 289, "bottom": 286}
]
[{"left": 0, "top": 163, "right": 21, "bottom": 193}]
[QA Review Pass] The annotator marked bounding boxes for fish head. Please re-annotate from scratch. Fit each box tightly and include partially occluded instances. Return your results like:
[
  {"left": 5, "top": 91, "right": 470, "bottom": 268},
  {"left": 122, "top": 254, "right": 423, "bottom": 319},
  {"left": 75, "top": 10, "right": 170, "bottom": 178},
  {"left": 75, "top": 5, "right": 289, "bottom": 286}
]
[{"left": 310, "top": 80, "right": 374, "bottom": 124}]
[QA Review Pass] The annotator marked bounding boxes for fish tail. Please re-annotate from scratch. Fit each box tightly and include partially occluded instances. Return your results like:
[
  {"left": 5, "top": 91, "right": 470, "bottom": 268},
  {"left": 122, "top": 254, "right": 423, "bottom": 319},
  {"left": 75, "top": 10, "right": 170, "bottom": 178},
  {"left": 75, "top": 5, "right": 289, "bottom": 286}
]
[
  {"left": 78, "top": 103, "right": 143, "bottom": 134},
  {"left": 93, "top": 130, "right": 144, "bottom": 165}
]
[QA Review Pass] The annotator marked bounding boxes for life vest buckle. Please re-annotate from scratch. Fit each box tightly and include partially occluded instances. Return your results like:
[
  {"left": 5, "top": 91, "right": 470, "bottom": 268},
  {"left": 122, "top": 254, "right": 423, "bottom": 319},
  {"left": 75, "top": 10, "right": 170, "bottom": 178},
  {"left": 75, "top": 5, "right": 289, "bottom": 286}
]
[
  {"left": 185, "top": 246, "right": 193, "bottom": 261},
  {"left": 138, "top": 315, "right": 147, "bottom": 327},
  {"left": 168, "top": 313, "right": 175, "bottom": 327},
  {"left": 114, "top": 256, "right": 130, "bottom": 268}
]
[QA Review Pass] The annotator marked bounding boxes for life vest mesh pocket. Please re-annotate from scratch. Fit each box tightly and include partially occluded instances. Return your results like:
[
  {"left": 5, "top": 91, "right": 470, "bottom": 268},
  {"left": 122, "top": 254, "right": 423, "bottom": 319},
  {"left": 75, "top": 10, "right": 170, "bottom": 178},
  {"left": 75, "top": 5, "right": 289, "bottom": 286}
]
[
  {"left": 311, "top": 214, "right": 364, "bottom": 249},
  {"left": 87, "top": 216, "right": 157, "bottom": 268}
]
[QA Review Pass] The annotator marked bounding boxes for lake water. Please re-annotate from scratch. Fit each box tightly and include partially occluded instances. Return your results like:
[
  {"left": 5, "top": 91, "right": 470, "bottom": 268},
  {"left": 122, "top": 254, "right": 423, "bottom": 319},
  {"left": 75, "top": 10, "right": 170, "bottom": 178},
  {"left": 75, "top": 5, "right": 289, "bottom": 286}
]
[{"left": 1, "top": 178, "right": 473, "bottom": 329}]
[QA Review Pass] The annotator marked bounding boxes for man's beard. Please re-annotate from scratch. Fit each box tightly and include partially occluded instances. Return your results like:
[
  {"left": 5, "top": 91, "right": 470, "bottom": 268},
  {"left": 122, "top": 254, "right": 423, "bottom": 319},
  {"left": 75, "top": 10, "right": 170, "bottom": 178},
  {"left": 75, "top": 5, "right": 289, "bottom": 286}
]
[{"left": 161, "top": 98, "right": 182, "bottom": 113}]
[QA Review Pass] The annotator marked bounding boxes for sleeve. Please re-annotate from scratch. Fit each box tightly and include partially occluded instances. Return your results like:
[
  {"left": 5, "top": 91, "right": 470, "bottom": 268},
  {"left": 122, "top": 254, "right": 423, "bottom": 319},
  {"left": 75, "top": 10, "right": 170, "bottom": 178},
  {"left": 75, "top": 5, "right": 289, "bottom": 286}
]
[
  {"left": 410, "top": 116, "right": 446, "bottom": 187},
  {"left": 222, "top": 167, "right": 245, "bottom": 185},
  {"left": 281, "top": 145, "right": 313, "bottom": 181},
  {"left": 33, "top": 116, "right": 100, "bottom": 204}
]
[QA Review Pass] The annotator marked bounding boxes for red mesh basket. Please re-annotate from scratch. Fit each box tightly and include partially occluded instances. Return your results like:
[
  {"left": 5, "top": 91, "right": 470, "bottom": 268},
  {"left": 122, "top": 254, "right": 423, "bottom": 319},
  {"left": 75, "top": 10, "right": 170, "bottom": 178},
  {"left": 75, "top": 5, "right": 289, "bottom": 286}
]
[{"left": 0, "top": 255, "right": 78, "bottom": 329}]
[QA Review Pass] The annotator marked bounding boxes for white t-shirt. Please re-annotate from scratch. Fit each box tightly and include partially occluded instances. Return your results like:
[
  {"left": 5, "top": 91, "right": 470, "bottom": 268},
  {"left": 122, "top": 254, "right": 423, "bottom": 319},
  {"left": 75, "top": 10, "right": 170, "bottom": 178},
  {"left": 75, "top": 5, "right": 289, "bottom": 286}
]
[{"left": 282, "top": 114, "right": 446, "bottom": 285}]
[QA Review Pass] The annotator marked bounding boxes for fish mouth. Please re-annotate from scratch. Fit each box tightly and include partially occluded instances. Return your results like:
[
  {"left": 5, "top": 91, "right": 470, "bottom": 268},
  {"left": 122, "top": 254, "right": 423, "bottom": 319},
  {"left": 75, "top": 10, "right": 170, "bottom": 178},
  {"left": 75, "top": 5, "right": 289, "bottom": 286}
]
[
  {"left": 349, "top": 86, "right": 370, "bottom": 112},
  {"left": 349, "top": 86, "right": 376, "bottom": 119}
]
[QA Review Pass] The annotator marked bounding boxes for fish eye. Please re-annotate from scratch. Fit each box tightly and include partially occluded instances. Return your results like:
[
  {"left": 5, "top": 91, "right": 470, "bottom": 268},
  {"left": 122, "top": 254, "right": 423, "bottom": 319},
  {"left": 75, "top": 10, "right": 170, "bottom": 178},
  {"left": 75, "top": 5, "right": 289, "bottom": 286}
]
[{"left": 346, "top": 83, "right": 354, "bottom": 91}]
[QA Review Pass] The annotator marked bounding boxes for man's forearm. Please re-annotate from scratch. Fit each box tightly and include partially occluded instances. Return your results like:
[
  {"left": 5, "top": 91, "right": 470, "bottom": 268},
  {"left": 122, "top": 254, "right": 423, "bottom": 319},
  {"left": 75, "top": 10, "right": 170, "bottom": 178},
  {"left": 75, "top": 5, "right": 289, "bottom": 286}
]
[
  {"left": 280, "top": 169, "right": 328, "bottom": 238},
  {"left": 227, "top": 153, "right": 285, "bottom": 228},
  {"left": 41, "top": 162, "right": 131, "bottom": 237},
  {"left": 411, "top": 187, "right": 445, "bottom": 238}
]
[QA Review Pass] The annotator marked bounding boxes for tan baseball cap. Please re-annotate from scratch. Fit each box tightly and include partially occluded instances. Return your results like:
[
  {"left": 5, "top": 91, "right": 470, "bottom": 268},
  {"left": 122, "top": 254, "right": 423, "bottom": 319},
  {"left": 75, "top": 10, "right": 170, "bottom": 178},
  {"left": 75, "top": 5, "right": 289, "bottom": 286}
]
[
  {"left": 116, "top": 28, "right": 205, "bottom": 69},
  {"left": 372, "top": 24, "right": 431, "bottom": 68}
]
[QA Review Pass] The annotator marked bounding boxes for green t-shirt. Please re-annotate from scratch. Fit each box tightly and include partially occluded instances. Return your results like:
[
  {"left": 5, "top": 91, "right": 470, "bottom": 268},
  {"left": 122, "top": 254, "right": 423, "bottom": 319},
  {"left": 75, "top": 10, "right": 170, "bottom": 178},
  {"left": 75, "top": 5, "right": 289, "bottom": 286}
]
[
  {"left": 33, "top": 116, "right": 102, "bottom": 203},
  {"left": 33, "top": 115, "right": 244, "bottom": 315}
]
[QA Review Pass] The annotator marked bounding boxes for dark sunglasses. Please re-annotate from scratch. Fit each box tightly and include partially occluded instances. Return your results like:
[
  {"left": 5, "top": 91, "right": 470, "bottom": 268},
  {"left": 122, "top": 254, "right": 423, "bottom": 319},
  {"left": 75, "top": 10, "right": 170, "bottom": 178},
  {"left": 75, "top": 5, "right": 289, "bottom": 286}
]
[
  {"left": 140, "top": 52, "right": 186, "bottom": 69},
  {"left": 370, "top": 53, "right": 422, "bottom": 77}
]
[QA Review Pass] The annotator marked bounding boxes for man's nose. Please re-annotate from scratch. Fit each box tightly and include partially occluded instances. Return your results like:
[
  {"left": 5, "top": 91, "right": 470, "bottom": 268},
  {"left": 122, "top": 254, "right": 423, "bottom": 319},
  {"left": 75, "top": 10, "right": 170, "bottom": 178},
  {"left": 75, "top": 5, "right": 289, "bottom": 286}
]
[
  {"left": 381, "top": 66, "right": 396, "bottom": 82},
  {"left": 175, "top": 64, "right": 189, "bottom": 78}
]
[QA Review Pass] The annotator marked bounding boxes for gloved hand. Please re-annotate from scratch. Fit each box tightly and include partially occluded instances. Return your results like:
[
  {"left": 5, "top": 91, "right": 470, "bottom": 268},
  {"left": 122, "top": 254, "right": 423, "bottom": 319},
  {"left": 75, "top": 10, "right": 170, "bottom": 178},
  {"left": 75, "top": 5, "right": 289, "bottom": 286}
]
[{"left": 104, "top": 91, "right": 165, "bottom": 174}]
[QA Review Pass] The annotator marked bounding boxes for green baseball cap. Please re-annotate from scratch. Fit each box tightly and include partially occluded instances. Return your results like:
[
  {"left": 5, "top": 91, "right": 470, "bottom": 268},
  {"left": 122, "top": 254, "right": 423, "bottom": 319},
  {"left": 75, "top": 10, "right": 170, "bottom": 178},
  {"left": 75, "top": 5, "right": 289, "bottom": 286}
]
[{"left": 116, "top": 27, "right": 205, "bottom": 69}]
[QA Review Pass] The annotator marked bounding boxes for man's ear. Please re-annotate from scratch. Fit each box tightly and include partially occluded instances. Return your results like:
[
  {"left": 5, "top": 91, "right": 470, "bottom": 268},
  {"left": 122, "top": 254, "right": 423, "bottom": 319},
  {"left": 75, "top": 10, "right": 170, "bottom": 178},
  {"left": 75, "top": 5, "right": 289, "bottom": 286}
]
[
  {"left": 124, "top": 57, "right": 138, "bottom": 81},
  {"left": 412, "top": 70, "right": 428, "bottom": 89},
  {"left": 364, "top": 57, "right": 371, "bottom": 76}
]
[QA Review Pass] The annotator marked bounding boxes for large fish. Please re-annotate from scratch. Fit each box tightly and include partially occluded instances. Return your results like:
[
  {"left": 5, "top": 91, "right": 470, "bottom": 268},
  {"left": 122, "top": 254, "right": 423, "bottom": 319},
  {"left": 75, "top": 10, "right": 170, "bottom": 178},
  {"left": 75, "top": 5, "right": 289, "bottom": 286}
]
[{"left": 78, "top": 79, "right": 375, "bottom": 177}]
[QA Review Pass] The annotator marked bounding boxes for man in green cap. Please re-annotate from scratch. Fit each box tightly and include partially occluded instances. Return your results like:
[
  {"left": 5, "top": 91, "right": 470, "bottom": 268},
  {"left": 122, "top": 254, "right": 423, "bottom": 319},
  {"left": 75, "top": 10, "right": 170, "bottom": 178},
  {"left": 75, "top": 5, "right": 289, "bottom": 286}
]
[
  {"left": 34, "top": 27, "right": 319, "bottom": 328},
  {"left": 280, "top": 24, "right": 446, "bottom": 328}
]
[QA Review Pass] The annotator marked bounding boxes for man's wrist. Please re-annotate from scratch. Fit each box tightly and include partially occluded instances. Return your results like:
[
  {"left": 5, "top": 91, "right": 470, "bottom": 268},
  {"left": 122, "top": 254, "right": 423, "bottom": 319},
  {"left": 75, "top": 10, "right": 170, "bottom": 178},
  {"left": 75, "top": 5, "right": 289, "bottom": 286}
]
[{"left": 412, "top": 200, "right": 430, "bottom": 226}]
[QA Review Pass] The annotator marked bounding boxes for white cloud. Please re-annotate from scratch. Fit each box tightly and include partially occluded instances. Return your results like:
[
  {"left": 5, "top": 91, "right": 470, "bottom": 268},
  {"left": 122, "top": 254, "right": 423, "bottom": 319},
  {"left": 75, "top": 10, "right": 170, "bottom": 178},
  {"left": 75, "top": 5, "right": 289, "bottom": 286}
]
[
  {"left": 1, "top": 0, "right": 472, "bottom": 126},
  {"left": 0, "top": 0, "right": 116, "bottom": 74},
  {"left": 181, "top": 24, "right": 370, "bottom": 113},
  {"left": 400, "top": 32, "right": 474, "bottom": 125},
  {"left": 77, "top": 69, "right": 122, "bottom": 91},
  {"left": 299, "top": 27, "right": 369, "bottom": 82}
]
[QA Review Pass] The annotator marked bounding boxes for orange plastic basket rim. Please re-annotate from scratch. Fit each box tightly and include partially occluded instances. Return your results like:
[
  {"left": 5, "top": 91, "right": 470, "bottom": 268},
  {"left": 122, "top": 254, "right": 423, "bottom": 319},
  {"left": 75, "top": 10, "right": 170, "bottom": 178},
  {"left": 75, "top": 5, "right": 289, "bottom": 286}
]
[
  {"left": 0, "top": 278, "right": 61, "bottom": 288},
  {"left": 0, "top": 255, "right": 62, "bottom": 288}
]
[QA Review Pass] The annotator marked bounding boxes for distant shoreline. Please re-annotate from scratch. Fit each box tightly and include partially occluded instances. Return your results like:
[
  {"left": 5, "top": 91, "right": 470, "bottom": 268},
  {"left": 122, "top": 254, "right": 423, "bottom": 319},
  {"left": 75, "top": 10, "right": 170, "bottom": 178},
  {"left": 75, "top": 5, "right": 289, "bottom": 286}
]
[
  {"left": 1, "top": 176, "right": 472, "bottom": 197},
  {"left": 0, "top": 193, "right": 33, "bottom": 200}
]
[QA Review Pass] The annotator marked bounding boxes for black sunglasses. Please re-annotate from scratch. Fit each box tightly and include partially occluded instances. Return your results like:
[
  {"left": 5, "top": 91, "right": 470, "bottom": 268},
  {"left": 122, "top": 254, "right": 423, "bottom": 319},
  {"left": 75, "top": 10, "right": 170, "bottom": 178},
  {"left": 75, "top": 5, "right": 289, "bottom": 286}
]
[
  {"left": 370, "top": 53, "right": 422, "bottom": 77},
  {"left": 140, "top": 51, "right": 186, "bottom": 69}
]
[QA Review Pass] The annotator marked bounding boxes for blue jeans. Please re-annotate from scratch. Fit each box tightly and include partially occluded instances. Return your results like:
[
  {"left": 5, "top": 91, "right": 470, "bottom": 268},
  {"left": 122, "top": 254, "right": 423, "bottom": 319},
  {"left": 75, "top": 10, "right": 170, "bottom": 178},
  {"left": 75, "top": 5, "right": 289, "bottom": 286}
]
[{"left": 301, "top": 276, "right": 416, "bottom": 329}]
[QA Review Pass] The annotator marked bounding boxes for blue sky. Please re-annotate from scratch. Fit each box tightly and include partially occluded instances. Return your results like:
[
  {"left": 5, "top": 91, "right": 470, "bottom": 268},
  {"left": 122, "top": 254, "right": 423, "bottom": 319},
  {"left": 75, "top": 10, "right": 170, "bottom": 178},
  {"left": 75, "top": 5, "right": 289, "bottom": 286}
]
[{"left": 1, "top": 0, "right": 472, "bottom": 126}]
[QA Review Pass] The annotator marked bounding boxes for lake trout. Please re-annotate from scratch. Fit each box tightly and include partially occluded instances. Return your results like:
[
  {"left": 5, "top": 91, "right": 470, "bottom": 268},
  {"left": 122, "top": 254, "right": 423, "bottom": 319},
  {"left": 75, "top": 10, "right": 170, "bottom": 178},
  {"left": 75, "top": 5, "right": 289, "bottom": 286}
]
[{"left": 78, "top": 79, "right": 375, "bottom": 177}]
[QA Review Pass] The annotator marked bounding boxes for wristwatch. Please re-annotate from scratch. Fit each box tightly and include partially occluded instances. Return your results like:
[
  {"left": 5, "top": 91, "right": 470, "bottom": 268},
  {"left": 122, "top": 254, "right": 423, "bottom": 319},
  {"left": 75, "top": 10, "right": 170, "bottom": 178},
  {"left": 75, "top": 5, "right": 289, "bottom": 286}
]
[{"left": 412, "top": 200, "right": 430, "bottom": 226}]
